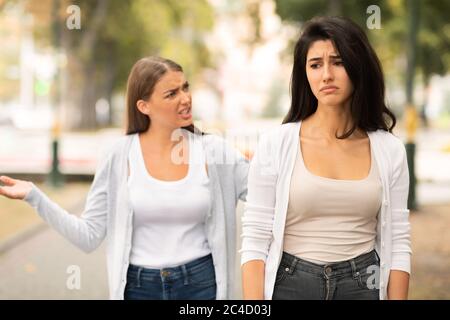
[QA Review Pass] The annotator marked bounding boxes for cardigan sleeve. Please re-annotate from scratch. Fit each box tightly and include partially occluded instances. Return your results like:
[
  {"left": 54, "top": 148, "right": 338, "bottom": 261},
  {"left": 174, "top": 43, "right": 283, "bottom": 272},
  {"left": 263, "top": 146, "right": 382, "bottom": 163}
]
[
  {"left": 24, "top": 153, "right": 111, "bottom": 253},
  {"left": 234, "top": 153, "right": 249, "bottom": 202},
  {"left": 240, "top": 133, "right": 277, "bottom": 265},
  {"left": 202, "top": 134, "right": 249, "bottom": 202},
  {"left": 389, "top": 140, "right": 412, "bottom": 274},
  {"left": 223, "top": 138, "right": 249, "bottom": 202}
]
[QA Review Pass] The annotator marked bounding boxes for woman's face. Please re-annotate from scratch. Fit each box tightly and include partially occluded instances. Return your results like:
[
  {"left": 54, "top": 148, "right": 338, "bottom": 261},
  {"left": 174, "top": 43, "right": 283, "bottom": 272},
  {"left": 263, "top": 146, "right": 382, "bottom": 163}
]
[
  {"left": 138, "top": 70, "right": 192, "bottom": 130},
  {"left": 305, "top": 39, "right": 354, "bottom": 108}
]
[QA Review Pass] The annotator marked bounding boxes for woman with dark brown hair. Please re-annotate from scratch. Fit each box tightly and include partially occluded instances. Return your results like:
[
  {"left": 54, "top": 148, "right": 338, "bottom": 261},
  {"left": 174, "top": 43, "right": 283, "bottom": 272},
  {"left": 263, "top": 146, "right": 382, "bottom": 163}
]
[
  {"left": 241, "top": 17, "right": 411, "bottom": 300},
  {"left": 0, "top": 56, "right": 248, "bottom": 300}
]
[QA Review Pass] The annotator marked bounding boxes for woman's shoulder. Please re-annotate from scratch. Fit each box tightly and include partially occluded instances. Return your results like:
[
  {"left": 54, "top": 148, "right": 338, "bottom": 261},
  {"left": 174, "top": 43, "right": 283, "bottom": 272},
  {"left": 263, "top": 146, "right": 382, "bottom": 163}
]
[
  {"left": 102, "top": 134, "right": 136, "bottom": 161},
  {"left": 198, "top": 132, "right": 223, "bottom": 146},
  {"left": 370, "top": 129, "right": 407, "bottom": 164},
  {"left": 267, "top": 121, "right": 299, "bottom": 137},
  {"left": 201, "top": 133, "right": 242, "bottom": 156},
  {"left": 371, "top": 129, "right": 405, "bottom": 150},
  {"left": 255, "top": 122, "right": 300, "bottom": 152}
]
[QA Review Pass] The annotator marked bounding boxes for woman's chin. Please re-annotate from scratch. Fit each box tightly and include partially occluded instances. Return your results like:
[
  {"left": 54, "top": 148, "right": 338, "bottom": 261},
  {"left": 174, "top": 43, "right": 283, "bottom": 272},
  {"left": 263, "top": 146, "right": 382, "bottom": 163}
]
[
  {"left": 318, "top": 98, "right": 349, "bottom": 108},
  {"left": 180, "top": 120, "right": 194, "bottom": 128}
]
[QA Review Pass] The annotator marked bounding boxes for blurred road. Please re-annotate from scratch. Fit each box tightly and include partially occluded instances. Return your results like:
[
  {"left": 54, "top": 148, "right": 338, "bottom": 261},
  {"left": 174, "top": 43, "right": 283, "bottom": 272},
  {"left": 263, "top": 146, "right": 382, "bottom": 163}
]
[{"left": 0, "top": 226, "right": 108, "bottom": 299}]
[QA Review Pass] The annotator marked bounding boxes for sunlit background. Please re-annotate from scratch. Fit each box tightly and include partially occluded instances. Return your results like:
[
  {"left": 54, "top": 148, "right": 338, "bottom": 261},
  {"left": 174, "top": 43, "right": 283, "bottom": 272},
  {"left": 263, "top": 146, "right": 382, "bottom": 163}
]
[{"left": 0, "top": 0, "right": 449, "bottom": 299}]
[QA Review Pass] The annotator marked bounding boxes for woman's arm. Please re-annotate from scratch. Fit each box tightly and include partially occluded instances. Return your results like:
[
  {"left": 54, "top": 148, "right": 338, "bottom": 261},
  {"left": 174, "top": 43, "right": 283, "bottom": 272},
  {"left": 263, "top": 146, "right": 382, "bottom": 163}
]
[
  {"left": 240, "top": 133, "right": 277, "bottom": 300},
  {"left": 0, "top": 155, "right": 111, "bottom": 253},
  {"left": 387, "top": 270, "right": 410, "bottom": 299},
  {"left": 234, "top": 150, "right": 249, "bottom": 202},
  {"left": 242, "top": 260, "right": 265, "bottom": 299},
  {"left": 212, "top": 135, "right": 249, "bottom": 202},
  {"left": 388, "top": 140, "right": 412, "bottom": 299}
]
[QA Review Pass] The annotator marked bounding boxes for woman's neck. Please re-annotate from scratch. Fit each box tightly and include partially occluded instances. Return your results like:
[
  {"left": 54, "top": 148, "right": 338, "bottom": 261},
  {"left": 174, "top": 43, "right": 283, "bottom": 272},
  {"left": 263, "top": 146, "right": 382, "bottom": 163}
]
[
  {"left": 140, "top": 126, "right": 184, "bottom": 152},
  {"left": 304, "top": 102, "right": 363, "bottom": 140}
]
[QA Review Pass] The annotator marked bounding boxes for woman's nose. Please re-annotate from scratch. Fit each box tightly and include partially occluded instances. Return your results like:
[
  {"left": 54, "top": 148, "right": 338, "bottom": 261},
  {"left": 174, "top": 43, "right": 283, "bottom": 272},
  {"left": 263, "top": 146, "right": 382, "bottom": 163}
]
[
  {"left": 322, "top": 63, "right": 334, "bottom": 82},
  {"left": 180, "top": 91, "right": 191, "bottom": 104}
]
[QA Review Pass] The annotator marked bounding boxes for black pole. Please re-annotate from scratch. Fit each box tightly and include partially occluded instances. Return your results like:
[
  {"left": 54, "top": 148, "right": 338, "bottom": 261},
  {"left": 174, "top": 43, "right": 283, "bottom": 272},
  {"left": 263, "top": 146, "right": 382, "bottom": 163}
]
[
  {"left": 405, "top": 0, "right": 420, "bottom": 211},
  {"left": 48, "top": 0, "right": 63, "bottom": 187}
]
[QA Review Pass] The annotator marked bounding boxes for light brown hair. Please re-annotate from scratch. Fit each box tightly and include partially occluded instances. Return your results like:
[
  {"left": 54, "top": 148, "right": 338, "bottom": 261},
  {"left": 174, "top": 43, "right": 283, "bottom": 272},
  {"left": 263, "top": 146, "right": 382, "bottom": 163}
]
[{"left": 125, "top": 56, "right": 198, "bottom": 135}]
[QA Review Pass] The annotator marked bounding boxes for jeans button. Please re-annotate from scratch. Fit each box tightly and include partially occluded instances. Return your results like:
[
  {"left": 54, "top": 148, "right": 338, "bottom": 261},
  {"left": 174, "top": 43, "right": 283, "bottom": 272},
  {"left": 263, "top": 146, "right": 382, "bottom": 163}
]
[
  {"left": 325, "top": 266, "right": 332, "bottom": 275},
  {"left": 161, "top": 270, "right": 170, "bottom": 277}
]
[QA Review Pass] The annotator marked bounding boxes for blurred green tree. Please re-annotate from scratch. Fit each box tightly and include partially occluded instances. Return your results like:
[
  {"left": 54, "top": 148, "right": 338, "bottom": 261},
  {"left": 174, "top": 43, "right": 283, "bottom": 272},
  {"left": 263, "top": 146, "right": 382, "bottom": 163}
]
[
  {"left": 273, "top": 0, "right": 450, "bottom": 117},
  {"left": 24, "top": 0, "right": 214, "bottom": 130}
]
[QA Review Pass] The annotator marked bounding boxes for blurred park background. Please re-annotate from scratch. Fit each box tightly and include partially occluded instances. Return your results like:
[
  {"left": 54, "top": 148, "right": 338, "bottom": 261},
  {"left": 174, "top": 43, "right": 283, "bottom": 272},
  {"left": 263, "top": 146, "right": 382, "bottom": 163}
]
[{"left": 0, "top": 0, "right": 449, "bottom": 299}]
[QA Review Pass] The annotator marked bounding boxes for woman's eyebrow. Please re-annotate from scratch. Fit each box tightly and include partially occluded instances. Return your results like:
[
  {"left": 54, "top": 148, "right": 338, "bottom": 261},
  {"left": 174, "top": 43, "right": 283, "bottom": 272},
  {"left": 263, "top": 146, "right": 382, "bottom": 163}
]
[
  {"left": 163, "top": 87, "right": 179, "bottom": 94},
  {"left": 308, "top": 55, "right": 342, "bottom": 63},
  {"left": 163, "top": 81, "right": 189, "bottom": 94},
  {"left": 307, "top": 57, "right": 323, "bottom": 63}
]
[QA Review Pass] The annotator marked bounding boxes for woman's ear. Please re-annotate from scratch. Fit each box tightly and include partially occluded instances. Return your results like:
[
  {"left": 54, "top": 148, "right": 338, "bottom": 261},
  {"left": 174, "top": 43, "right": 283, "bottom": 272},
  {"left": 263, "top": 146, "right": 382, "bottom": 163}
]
[{"left": 136, "top": 99, "right": 150, "bottom": 115}]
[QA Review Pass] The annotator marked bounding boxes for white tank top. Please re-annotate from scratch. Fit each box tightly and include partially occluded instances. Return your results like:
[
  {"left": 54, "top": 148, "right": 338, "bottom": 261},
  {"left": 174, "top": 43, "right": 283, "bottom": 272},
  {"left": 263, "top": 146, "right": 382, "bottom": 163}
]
[{"left": 127, "top": 130, "right": 211, "bottom": 268}]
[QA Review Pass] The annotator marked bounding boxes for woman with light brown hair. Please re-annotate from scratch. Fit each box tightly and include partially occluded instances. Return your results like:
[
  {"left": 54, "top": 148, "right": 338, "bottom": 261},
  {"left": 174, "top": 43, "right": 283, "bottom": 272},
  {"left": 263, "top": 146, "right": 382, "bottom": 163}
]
[{"left": 0, "top": 56, "right": 248, "bottom": 300}]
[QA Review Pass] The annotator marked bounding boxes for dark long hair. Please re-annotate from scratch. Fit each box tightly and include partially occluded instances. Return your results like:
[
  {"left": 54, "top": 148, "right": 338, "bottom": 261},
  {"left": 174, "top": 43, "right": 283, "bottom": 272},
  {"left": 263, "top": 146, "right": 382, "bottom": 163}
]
[
  {"left": 125, "top": 56, "right": 199, "bottom": 135},
  {"left": 283, "top": 16, "right": 396, "bottom": 139}
]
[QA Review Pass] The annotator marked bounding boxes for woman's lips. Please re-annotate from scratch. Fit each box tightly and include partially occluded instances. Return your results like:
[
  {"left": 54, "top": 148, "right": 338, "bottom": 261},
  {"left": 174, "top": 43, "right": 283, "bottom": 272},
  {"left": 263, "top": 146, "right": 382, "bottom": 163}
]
[
  {"left": 178, "top": 107, "right": 192, "bottom": 120},
  {"left": 321, "top": 86, "right": 338, "bottom": 94}
]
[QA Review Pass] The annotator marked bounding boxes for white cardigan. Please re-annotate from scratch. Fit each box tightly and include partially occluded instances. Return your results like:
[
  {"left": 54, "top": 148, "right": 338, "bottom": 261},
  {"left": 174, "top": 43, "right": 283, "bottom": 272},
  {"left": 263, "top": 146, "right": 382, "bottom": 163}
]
[
  {"left": 25, "top": 133, "right": 248, "bottom": 299},
  {"left": 240, "top": 121, "right": 411, "bottom": 300}
]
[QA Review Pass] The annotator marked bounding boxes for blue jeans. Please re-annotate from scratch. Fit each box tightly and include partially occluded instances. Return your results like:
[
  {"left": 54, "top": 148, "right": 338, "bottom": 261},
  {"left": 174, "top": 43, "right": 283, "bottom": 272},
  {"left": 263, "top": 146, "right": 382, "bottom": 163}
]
[
  {"left": 273, "top": 250, "right": 380, "bottom": 300},
  {"left": 124, "top": 254, "right": 216, "bottom": 300}
]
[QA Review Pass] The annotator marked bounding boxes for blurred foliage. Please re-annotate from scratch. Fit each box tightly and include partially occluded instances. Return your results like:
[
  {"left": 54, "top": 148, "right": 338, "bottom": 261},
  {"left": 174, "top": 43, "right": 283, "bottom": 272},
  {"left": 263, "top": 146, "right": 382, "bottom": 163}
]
[
  {"left": 244, "top": 0, "right": 263, "bottom": 47},
  {"left": 417, "top": 0, "right": 450, "bottom": 84},
  {"left": 17, "top": 0, "right": 214, "bottom": 129},
  {"left": 87, "top": 0, "right": 214, "bottom": 90},
  {"left": 262, "top": 79, "right": 285, "bottom": 118},
  {"left": 0, "top": 50, "right": 19, "bottom": 100},
  {"left": 276, "top": 0, "right": 395, "bottom": 25},
  {"left": 274, "top": 0, "right": 450, "bottom": 86}
]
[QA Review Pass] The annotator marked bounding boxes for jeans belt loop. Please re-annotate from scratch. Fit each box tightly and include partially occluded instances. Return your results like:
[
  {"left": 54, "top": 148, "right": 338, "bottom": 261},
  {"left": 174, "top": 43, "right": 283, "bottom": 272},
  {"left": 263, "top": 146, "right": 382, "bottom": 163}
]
[
  {"left": 288, "top": 256, "right": 298, "bottom": 275},
  {"left": 181, "top": 264, "right": 189, "bottom": 285},
  {"left": 136, "top": 267, "right": 142, "bottom": 288},
  {"left": 350, "top": 259, "right": 360, "bottom": 280}
]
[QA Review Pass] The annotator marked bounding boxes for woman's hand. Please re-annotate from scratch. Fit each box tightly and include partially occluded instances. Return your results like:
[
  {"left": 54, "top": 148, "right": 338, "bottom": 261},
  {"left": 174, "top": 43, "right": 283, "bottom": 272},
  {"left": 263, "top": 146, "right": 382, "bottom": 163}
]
[{"left": 0, "top": 176, "right": 33, "bottom": 200}]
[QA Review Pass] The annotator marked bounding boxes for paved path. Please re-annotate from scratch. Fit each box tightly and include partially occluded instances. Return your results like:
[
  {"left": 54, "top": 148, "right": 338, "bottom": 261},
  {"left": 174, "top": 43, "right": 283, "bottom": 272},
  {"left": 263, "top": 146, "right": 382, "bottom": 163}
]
[{"left": 0, "top": 225, "right": 108, "bottom": 299}]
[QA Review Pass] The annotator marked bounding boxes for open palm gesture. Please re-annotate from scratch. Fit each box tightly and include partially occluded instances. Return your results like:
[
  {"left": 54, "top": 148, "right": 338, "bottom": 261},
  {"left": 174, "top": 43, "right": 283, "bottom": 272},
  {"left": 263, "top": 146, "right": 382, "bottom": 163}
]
[{"left": 0, "top": 176, "right": 33, "bottom": 200}]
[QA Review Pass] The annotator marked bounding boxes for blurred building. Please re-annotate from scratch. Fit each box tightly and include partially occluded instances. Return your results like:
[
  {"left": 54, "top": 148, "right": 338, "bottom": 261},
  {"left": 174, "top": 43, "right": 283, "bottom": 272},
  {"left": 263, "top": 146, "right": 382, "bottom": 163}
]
[
  {"left": 200, "top": 0, "right": 294, "bottom": 132},
  {"left": 0, "top": 2, "right": 58, "bottom": 130}
]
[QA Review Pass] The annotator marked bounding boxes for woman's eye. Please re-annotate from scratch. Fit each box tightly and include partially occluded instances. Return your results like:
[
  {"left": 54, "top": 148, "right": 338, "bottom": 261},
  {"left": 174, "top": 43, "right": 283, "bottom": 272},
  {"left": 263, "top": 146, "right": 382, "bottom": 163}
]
[
  {"left": 166, "top": 91, "right": 176, "bottom": 98},
  {"left": 310, "top": 64, "right": 320, "bottom": 69},
  {"left": 334, "top": 61, "right": 344, "bottom": 66}
]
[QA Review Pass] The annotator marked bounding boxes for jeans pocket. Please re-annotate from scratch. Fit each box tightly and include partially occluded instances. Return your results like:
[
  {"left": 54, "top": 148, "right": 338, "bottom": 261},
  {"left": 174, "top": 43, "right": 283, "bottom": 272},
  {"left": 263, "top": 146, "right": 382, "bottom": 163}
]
[
  {"left": 275, "top": 264, "right": 289, "bottom": 285},
  {"left": 355, "top": 263, "right": 380, "bottom": 291},
  {"left": 188, "top": 262, "right": 216, "bottom": 288},
  {"left": 125, "top": 278, "right": 139, "bottom": 291}
]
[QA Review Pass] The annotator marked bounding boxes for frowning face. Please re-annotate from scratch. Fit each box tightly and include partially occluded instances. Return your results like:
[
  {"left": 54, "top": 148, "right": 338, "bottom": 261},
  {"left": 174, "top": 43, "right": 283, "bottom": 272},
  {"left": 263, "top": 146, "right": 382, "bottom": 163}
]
[
  {"left": 306, "top": 39, "right": 354, "bottom": 108},
  {"left": 137, "top": 70, "right": 193, "bottom": 130}
]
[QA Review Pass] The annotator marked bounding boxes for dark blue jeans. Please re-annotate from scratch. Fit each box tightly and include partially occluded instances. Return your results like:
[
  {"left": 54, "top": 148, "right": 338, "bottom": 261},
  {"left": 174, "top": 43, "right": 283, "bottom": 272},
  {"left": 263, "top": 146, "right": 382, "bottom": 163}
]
[
  {"left": 273, "top": 250, "right": 380, "bottom": 300},
  {"left": 124, "top": 254, "right": 216, "bottom": 300}
]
